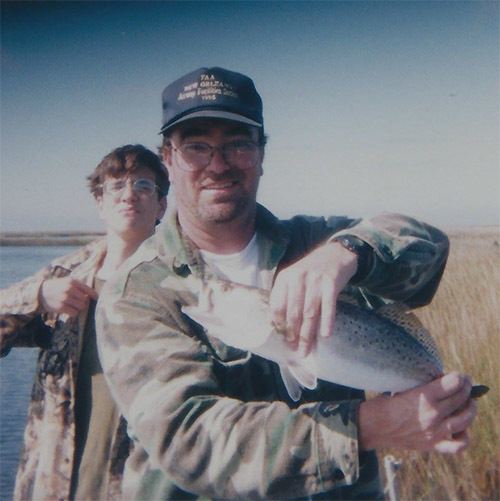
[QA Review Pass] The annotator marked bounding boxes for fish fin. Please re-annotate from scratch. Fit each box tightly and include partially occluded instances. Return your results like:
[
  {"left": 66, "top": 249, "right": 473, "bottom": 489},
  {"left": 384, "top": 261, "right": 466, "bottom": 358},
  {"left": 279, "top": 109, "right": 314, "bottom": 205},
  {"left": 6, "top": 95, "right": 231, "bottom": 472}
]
[
  {"left": 337, "top": 293, "right": 359, "bottom": 306},
  {"left": 376, "top": 303, "right": 442, "bottom": 365},
  {"left": 470, "top": 384, "right": 489, "bottom": 399},
  {"left": 279, "top": 365, "right": 303, "bottom": 402},
  {"left": 288, "top": 363, "right": 318, "bottom": 391}
]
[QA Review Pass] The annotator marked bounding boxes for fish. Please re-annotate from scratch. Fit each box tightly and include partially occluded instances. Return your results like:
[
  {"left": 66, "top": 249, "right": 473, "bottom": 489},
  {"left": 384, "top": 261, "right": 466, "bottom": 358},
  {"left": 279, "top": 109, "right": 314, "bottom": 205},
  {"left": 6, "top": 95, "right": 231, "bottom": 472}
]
[{"left": 182, "top": 280, "right": 489, "bottom": 401}]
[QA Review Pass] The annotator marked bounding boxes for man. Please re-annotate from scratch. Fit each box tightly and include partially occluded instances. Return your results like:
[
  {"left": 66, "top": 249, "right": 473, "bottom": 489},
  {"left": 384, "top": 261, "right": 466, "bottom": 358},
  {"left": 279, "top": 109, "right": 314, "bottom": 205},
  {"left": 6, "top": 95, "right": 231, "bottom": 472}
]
[
  {"left": 97, "top": 68, "right": 477, "bottom": 500},
  {"left": 0, "top": 144, "right": 169, "bottom": 500}
]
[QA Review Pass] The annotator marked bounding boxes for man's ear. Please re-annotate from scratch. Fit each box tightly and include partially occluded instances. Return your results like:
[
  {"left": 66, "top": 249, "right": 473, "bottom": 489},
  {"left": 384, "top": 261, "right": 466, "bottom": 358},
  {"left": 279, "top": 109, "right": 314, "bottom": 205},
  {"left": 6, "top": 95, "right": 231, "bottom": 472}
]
[
  {"left": 161, "top": 145, "right": 175, "bottom": 179},
  {"left": 157, "top": 196, "right": 167, "bottom": 222},
  {"left": 161, "top": 144, "right": 172, "bottom": 165},
  {"left": 258, "top": 147, "right": 265, "bottom": 176}
]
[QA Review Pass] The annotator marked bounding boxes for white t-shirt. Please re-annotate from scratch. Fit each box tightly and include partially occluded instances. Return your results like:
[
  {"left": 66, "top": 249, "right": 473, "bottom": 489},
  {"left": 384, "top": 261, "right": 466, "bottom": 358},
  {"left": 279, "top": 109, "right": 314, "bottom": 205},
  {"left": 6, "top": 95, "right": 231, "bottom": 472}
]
[
  {"left": 199, "top": 233, "right": 261, "bottom": 287},
  {"left": 201, "top": 233, "right": 305, "bottom": 401}
]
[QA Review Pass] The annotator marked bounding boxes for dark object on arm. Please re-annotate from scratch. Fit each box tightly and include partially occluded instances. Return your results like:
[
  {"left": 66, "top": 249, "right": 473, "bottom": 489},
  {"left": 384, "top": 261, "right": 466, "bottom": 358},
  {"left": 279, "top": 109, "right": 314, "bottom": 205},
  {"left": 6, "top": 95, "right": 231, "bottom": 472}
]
[{"left": 333, "top": 235, "right": 374, "bottom": 284}]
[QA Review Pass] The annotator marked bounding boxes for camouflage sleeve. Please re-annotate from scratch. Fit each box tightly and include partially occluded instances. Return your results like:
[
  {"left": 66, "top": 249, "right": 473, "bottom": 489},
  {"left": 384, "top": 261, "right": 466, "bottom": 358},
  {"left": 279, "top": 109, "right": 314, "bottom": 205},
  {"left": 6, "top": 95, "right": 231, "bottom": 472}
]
[
  {"left": 0, "top": 241, "right": 99, "bottom": 356},
  {"left": 97, "top": 269, "right": 363, "bottom": 499},
  {"left": 329, "top": 213, "right": 449, "bottom": 307},
  {"left": 0, "top": 266, "right": 52, "bottom": 355}
]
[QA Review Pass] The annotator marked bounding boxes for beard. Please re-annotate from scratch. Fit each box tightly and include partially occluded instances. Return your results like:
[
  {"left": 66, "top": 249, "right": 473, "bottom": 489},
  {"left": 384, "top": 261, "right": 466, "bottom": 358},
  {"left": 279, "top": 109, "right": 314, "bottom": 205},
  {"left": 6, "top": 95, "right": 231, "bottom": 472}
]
[
  {"left": 174, "top": 168, "right": 261, "bottom": 228},
  {"left": 197, "top": 194, "right": 253, "bottom": 224}
]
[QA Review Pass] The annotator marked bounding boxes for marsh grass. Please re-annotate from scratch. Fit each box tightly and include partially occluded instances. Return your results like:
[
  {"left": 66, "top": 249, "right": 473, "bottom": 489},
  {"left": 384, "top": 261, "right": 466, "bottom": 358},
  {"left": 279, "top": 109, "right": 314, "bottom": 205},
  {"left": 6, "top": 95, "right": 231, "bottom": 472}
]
[{"left": 379, "top": 227, "right": 500, "bottom": 500}]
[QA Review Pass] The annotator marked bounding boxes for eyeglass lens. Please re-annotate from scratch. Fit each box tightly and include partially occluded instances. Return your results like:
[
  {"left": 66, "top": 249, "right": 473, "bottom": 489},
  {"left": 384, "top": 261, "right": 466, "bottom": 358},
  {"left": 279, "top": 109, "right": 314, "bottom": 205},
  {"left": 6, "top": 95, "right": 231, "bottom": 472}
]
[
  {"left": 104, "top": 178, "right": 157, "bottom": 197},
  {"left": 177, "top": 141, "right": 260, "bottom": 171}
]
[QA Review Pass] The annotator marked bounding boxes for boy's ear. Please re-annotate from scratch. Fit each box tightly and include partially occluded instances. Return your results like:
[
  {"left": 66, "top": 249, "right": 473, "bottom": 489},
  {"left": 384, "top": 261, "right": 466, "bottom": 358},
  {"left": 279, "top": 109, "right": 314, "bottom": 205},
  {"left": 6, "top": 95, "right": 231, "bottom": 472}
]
[
  {"left": 157, "top": 197, "right": 167, "bottom": 221},
  {"left": 95, "top": 196, "right": 105, "bottom": 221}
]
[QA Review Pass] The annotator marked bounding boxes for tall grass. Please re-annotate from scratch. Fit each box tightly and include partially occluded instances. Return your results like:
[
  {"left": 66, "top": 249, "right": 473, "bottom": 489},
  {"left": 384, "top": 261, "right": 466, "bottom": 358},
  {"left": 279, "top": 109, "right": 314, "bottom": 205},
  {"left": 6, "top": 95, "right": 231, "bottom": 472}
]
[{"left": 379, "top": 227, "right": 500, "bottom": 500}]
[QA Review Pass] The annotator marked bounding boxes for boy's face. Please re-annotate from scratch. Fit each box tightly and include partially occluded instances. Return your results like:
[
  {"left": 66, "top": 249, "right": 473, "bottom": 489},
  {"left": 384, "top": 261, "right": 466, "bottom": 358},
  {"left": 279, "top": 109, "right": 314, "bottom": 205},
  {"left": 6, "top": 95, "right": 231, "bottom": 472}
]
[{"left": 97, "top": 166, "right": 166, "bottom": 243}]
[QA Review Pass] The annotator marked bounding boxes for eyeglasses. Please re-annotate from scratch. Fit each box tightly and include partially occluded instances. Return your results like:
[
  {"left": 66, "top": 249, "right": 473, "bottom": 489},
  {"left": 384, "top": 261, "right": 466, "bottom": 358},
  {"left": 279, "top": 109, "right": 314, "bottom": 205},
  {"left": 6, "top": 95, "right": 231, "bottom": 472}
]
[
  {"left": 101, "top": 178, "right": 159, "bottom": 198},
  {"left": 170, "top": 140, "right": 262, "bottom": 172}
]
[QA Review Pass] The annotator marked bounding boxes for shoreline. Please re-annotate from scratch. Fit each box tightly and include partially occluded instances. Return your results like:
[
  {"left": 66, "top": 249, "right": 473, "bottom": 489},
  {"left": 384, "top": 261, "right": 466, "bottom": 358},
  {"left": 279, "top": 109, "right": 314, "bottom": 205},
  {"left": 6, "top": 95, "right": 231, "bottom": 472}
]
[
  {"left": 0, "top": 232, "right": 105, "bottom": 246},
  {"left": 1, "top": 226, "right": 498, "bottom": 246}
]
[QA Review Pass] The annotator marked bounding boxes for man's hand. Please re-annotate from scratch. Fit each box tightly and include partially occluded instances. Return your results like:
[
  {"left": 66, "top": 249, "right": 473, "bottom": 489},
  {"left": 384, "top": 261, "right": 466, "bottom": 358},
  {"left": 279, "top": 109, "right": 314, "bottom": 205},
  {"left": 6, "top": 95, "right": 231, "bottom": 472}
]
[
  {"left": 39, "top": 277, "right": 98, "bottom": 317},
  {"left": 269, "top": 241, "right": 358, "bottom": 356},
  {"left": 359, "top": 372, "right": 478, "bottom": 454}
]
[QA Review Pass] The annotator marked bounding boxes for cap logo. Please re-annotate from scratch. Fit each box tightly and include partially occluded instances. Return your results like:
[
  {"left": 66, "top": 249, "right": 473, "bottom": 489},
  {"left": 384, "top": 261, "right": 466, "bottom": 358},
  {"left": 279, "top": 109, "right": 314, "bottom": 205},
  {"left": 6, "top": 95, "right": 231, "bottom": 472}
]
[{"left": 178, "top": 73, "right": 239, "bottom": 103}]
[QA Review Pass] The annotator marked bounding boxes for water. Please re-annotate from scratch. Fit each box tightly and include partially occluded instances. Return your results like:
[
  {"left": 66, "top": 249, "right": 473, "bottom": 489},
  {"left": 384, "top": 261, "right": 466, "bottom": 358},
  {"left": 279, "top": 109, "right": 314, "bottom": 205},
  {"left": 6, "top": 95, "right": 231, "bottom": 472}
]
[{"left": 0, "top": 246, "right": 80, "bottom": 499}]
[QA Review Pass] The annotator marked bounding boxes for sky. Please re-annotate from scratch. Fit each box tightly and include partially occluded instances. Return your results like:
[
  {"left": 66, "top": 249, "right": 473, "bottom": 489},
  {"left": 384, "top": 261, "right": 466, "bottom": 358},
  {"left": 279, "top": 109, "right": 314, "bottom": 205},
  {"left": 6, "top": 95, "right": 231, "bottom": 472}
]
[{"left": 1, "top": 0, "right": 499, "bottom": 232}]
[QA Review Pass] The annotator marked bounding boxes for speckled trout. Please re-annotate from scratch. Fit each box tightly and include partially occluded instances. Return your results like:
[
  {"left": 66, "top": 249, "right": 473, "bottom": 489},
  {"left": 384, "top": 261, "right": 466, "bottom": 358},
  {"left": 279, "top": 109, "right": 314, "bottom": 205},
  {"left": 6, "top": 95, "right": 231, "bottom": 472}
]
[{"left": 183, "top": 280, "right": 488, "bottom": 401}]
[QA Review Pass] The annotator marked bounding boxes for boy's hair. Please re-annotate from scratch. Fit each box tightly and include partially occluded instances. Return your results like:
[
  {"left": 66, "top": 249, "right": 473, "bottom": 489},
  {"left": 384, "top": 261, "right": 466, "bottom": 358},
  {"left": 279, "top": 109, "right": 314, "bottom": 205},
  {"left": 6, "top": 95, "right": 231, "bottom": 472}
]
[{"left": 88, "top": 144, "right": 170, "bottom": 199}]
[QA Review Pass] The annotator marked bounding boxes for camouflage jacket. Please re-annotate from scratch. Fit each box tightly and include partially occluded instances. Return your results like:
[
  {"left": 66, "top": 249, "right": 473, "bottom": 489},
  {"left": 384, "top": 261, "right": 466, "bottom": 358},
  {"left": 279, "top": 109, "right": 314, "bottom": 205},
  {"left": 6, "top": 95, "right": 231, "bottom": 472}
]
[
  {"left": 0, "top": 239, "right": 129, "bottom": 501},
  {"left": 96, "top": 205, "right": 449, "bottom": 500}
]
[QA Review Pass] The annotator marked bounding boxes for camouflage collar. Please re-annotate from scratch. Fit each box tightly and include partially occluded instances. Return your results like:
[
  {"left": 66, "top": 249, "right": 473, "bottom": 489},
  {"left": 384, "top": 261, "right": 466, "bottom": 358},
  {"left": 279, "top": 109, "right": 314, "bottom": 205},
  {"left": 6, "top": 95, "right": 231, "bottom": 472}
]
[
  {"left": 156, "top": 204, "right": 291, "bottom": 278},
  {"left": 52, "top": 238, "right": 107, "bottom": 286}
]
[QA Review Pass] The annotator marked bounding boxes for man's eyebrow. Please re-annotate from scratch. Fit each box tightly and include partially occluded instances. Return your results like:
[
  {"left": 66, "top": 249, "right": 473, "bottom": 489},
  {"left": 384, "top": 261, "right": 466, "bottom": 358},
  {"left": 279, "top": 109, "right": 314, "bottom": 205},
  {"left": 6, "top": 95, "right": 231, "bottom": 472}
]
[
  {"left": 179, "top": 125, "right": 254, "bottom": 141},
  {"left": 179, "top": 127, "right": 209, "bottom": 140},
  {"left": 223, "top": 125, "right": 253, "bottom": 137}
]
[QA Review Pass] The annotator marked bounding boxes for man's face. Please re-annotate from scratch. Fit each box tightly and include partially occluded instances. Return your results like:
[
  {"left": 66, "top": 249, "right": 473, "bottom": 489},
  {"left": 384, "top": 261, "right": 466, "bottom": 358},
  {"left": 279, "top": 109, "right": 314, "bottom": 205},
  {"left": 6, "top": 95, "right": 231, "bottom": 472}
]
[
  {"left": 163, "top": 119, "right": 264, "bottom": 226},
  {"left": 97, "top": 166, "right": 167, "bottom": 242}
]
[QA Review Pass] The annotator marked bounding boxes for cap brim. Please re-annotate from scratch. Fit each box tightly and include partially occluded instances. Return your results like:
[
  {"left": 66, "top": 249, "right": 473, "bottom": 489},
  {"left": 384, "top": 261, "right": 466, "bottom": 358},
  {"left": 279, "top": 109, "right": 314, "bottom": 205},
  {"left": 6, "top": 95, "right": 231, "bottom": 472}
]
[{"left": 159, "top": 110, "right": 262, "bottom": 134}]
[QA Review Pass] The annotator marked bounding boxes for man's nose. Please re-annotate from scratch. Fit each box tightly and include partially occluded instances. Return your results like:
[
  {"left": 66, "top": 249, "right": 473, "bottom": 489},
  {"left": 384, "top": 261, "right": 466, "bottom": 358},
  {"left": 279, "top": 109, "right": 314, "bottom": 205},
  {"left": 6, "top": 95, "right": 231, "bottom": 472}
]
[{"left": 206, "top": 147, "right": 231, "bottom": 174}]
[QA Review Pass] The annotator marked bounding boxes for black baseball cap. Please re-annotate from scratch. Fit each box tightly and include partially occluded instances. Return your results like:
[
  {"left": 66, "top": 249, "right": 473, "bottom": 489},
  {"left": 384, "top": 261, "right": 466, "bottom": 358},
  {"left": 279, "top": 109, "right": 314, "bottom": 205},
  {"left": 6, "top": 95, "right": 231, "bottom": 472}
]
[{"left": 160, "top": 67, "right": 263, "bottom": 135}]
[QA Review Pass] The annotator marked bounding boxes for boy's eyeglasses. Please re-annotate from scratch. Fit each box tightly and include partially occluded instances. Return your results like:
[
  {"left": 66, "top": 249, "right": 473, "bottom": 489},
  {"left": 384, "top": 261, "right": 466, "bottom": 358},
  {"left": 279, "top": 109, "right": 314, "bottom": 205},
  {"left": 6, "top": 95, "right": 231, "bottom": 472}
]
[{"left": 101, "top": 178, "right": 158, "bottom": 198}]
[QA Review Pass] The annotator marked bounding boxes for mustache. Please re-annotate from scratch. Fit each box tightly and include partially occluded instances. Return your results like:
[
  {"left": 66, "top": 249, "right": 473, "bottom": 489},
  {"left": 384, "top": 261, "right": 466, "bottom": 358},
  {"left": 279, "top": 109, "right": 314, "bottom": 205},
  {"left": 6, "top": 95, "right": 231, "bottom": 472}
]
[
  {"left": 201, "top": 173, "right": 242, "bottom": 185},
  {"left": 204, "top": 171, "right": 241, "bottom": 181}
]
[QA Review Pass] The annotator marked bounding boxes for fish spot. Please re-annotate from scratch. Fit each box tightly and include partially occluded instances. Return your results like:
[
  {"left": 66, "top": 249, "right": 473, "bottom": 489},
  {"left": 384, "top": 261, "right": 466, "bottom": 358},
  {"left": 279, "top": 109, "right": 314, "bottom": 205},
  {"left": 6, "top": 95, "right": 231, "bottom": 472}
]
[{"left": 333, "top": 468, "right": 345, "bottom": 480}]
